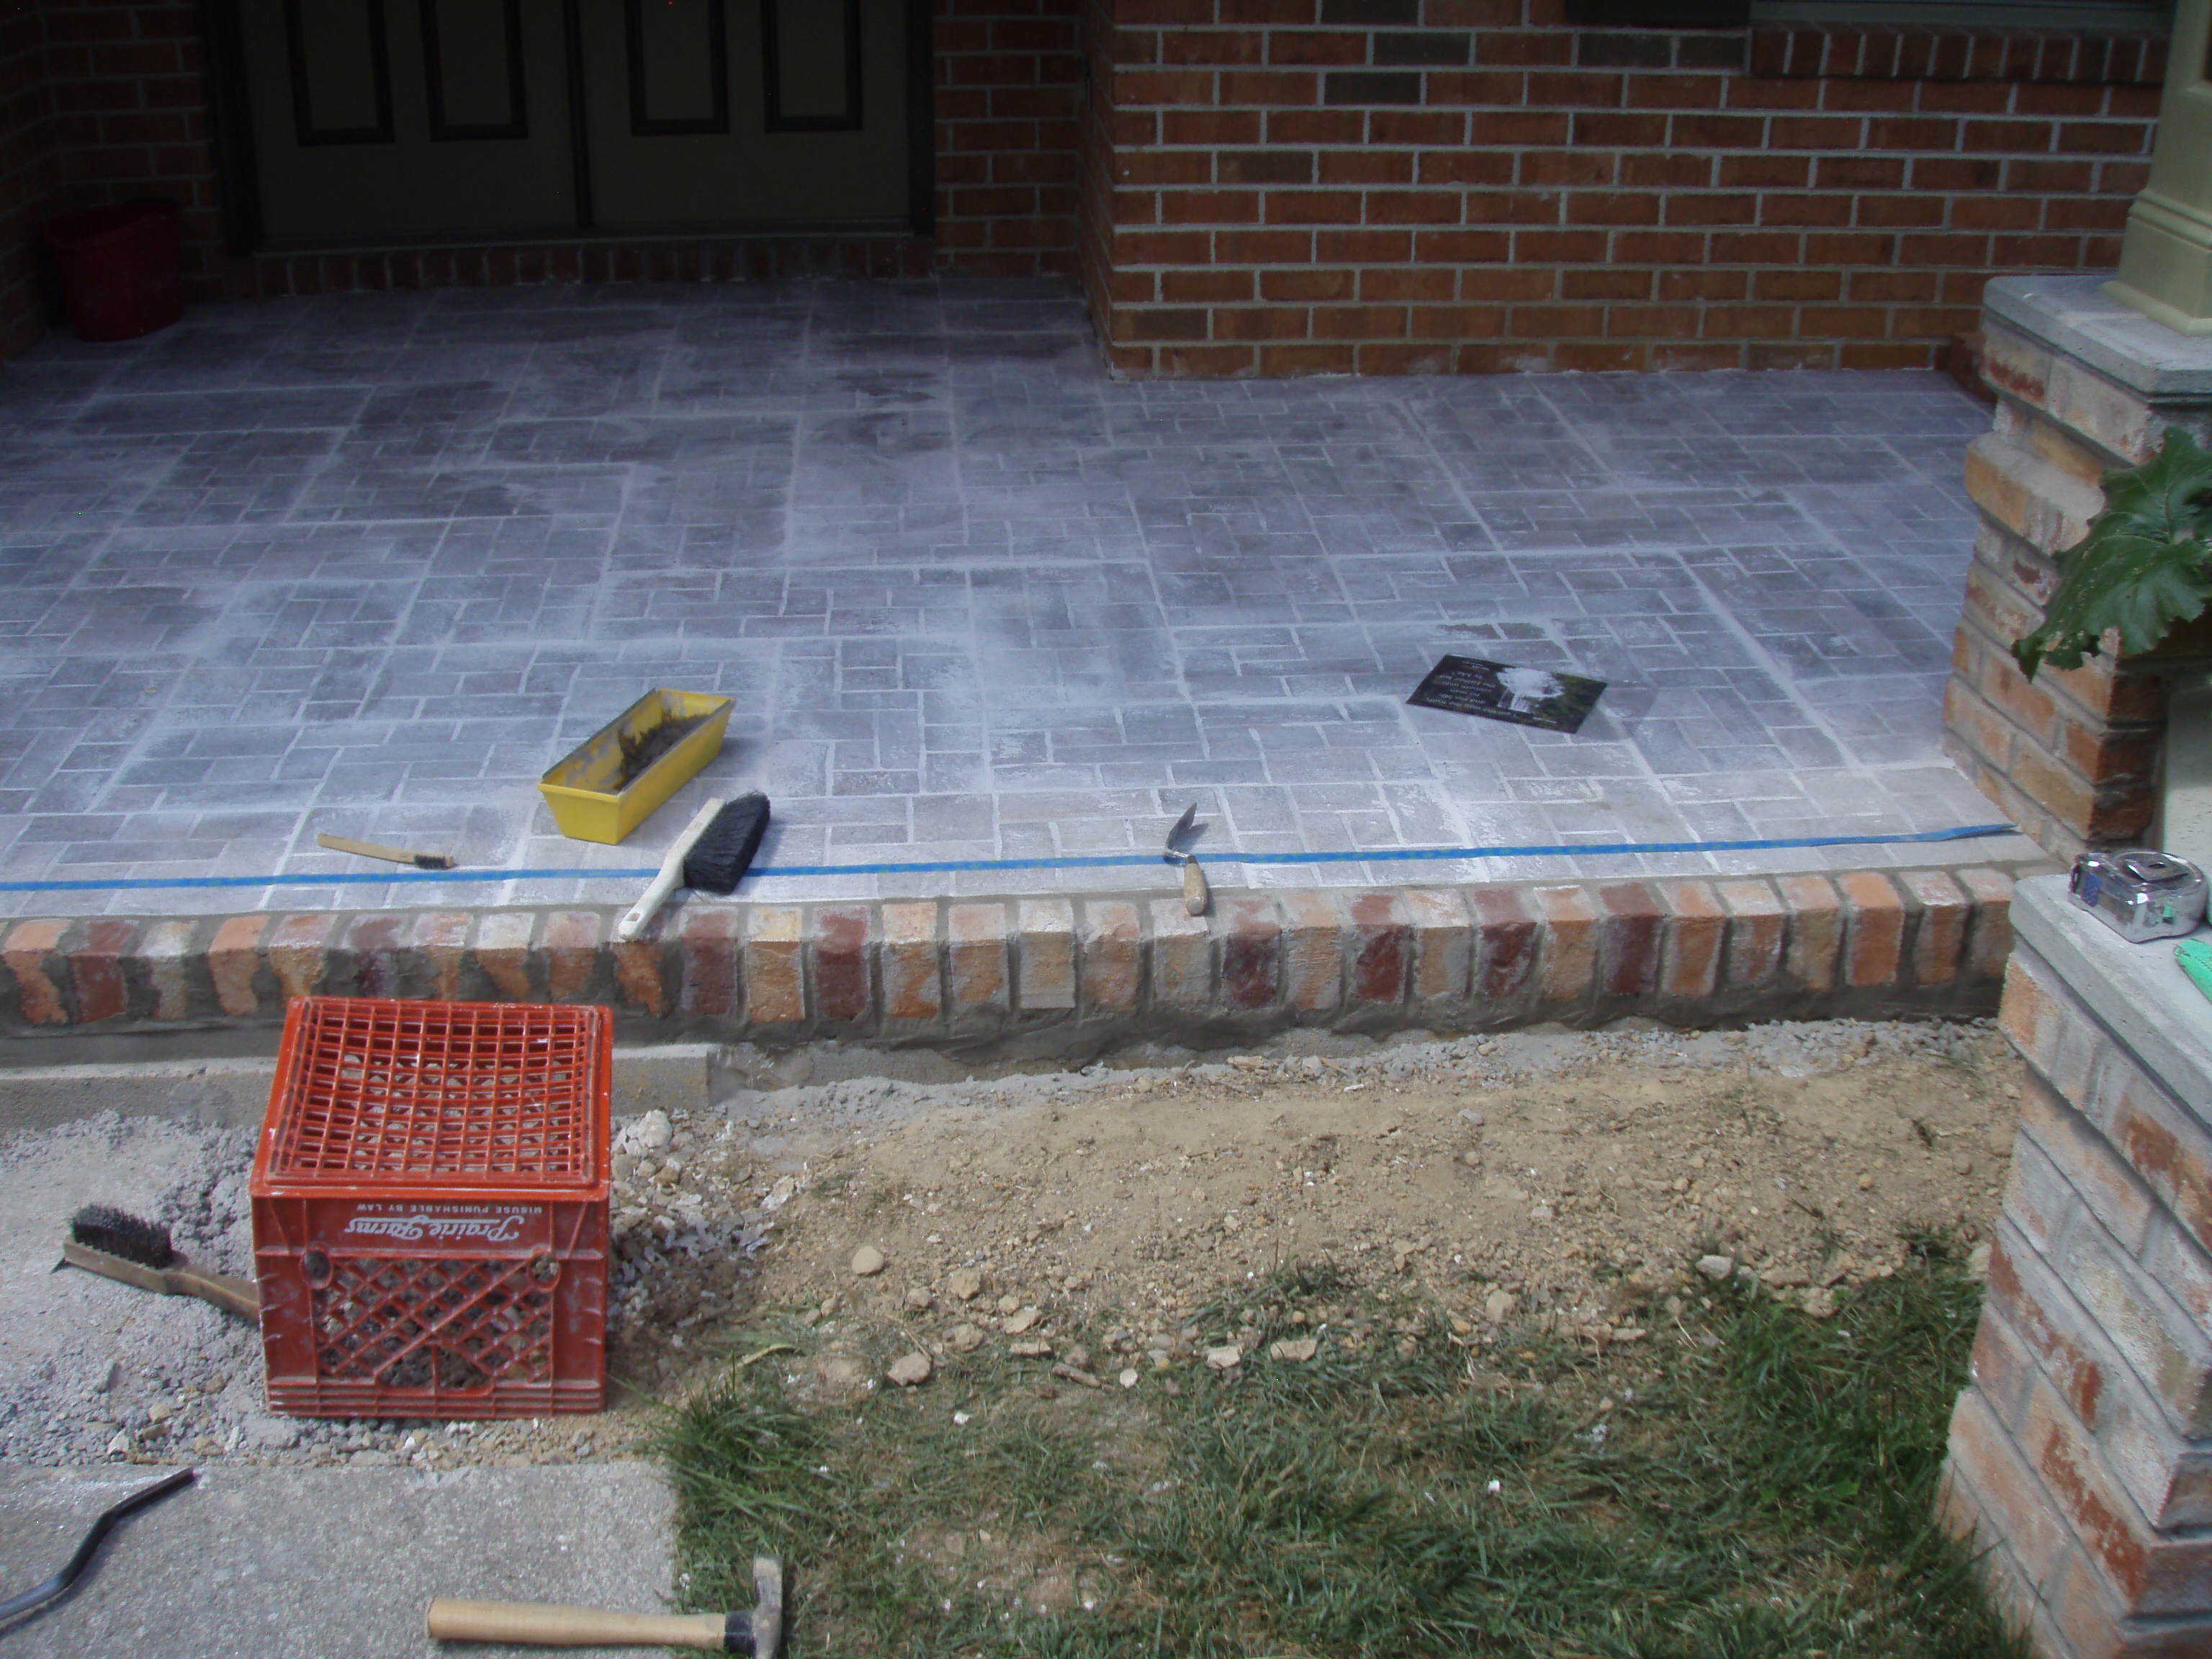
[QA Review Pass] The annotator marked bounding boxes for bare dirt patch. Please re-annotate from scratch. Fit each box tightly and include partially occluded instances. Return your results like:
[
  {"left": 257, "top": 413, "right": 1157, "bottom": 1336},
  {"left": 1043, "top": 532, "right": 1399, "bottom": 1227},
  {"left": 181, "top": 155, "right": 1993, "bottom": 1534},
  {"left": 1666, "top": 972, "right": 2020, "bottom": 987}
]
[{"left": 613, "top": 1016, "right": 2018, "bottom": 1399}]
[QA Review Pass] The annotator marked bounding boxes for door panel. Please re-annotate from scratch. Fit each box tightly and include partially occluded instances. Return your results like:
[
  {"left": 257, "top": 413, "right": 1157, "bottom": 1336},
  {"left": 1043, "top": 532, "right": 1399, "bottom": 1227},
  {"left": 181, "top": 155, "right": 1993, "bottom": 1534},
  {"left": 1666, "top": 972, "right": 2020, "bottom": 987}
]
[
  {"left": 240, "top": 0, "right": 575, "bottom": 242},
  {"left": 578, "top": 0, "right": 908, "bottom": 230},
  {"left": 765, "top": 0, "right": 860, "bottom": 130},
  {"left": 423, "top": 0, "right": 529, "bottom": 140},
  {"left": 284, "top": 0, "right": 393, "bottom": 143},
  {"left": 228, "top": 0, "right": 915, "bottom": 244},
  {"left": 626, "top": 0, "right": 728, "bottom": 135}
]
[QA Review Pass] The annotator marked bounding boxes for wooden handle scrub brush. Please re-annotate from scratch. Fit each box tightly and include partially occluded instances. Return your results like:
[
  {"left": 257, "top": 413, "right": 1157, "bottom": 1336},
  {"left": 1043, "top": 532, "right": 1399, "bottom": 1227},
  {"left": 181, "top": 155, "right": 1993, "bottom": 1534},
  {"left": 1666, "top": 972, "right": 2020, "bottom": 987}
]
[{"left": 60, "top": 1205, "right": 258, "bottom": 1321}]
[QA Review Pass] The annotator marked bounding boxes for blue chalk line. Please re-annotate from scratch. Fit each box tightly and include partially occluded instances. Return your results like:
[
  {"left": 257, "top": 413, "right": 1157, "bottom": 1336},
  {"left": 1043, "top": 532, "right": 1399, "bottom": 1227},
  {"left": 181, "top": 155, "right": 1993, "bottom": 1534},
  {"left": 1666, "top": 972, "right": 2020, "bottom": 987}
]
[{"left": 0, "top": 822, "right": 2023, "bottom": 894}]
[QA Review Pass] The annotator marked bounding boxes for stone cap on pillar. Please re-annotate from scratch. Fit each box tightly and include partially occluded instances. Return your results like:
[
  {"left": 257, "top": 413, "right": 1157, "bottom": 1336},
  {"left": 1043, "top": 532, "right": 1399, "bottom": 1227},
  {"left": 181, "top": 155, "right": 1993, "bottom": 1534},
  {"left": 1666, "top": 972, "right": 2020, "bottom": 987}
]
[
  {"left": 2013, "top": 872, "right": 2212, "bottom": 1126},
  {"left": 1985, "top": 275, "right": 2212, "bottom": 400}
]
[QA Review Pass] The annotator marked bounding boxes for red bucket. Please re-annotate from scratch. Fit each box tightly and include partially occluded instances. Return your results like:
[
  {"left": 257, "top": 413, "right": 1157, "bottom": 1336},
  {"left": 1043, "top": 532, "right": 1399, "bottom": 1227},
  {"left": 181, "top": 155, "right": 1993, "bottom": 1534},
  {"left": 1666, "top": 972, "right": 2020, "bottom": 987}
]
[{"left": 42, "top": 200, "right": 184, "bottom": 343}]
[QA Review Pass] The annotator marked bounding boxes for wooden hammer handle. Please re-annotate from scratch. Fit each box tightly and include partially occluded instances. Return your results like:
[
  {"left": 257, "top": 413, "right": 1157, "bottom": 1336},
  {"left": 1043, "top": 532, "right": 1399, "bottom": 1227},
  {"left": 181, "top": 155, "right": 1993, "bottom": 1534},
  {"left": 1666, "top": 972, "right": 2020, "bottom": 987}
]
[{"left": 426, "top": 1599, "right": 728, "bottom": 1649}]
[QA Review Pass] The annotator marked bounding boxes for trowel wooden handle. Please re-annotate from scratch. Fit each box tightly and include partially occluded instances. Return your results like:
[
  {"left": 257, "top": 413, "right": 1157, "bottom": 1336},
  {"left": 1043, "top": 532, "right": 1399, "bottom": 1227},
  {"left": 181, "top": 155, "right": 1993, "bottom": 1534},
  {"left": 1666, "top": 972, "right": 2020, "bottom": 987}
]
[
  {"left": 426, "top": 1599, "right": 728, "bottom": 1649},
  {"left": 1182, "top": 857, "right": 1209, "bottom": 916}
]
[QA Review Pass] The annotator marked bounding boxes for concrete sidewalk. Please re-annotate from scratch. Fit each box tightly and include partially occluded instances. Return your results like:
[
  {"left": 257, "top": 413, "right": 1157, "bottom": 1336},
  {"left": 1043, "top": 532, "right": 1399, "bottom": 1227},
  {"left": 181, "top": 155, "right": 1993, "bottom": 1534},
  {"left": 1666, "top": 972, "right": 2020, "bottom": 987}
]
[
  {"left": 0, "top": 276, "right": 2031, "bottom": 920},
  {"left": 0, "top": 1464, "right": 677, "bottom": 1659}
]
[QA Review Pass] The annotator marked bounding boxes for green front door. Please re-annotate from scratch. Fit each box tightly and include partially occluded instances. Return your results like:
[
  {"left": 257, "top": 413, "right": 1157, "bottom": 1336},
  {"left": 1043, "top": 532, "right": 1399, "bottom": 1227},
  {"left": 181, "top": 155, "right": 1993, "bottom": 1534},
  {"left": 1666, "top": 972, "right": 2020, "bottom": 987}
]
[
  {"left": 228, "top": 0, "right": 920, "bottom": 246},
  {"left": 577, "top": 0, "right": 912, "bottom": 230},
  {"left": 238, "top": 0, "right": 578, "bottom": 241}
]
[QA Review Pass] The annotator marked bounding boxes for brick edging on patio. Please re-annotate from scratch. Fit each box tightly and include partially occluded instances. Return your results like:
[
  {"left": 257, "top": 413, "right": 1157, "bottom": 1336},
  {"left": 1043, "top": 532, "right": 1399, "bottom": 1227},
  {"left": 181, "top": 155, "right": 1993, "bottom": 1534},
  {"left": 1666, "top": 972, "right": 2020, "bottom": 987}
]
[{"left": 0, "top": 862, "right": 2045, "bottom": 1053}]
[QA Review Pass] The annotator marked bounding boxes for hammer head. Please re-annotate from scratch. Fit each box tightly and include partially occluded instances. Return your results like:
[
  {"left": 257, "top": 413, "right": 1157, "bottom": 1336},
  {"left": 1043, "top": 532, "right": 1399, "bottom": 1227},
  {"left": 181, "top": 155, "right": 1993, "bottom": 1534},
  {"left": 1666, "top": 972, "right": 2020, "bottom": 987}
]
[{"left": 723, "top": 1557, "right": 783, "bottom": 1658}]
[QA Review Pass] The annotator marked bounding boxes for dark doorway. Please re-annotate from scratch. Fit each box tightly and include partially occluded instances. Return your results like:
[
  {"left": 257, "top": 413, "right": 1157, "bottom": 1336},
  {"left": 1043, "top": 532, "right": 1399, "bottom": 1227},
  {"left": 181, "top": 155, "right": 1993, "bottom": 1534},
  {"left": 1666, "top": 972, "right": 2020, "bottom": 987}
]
[{"left": 213, "top": 0, "right": 931, "bottom": 250}]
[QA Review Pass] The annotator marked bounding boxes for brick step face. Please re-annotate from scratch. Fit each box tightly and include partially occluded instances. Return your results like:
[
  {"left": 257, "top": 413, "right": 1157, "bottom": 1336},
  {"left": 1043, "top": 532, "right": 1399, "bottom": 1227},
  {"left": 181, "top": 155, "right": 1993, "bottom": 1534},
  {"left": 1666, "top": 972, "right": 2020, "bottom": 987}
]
[{"left": 0, "top": 866, "right": 2025, "bottom": 1048}]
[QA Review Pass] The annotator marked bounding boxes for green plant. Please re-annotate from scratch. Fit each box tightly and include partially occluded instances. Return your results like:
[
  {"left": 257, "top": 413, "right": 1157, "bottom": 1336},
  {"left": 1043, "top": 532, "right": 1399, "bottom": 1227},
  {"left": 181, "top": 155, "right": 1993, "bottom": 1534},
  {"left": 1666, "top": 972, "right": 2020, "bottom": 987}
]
[{"left": 2014, "top": 425, "right": 2212, "bottom": 680}]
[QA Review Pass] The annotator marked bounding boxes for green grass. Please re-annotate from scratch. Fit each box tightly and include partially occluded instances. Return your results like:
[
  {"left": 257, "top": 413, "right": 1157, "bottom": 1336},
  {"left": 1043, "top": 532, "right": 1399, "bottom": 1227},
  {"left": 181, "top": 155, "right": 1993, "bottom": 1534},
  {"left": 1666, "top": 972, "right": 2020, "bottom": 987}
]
[{"left": 654, "top": 1238, "right": 2024, "bottom": 1658}]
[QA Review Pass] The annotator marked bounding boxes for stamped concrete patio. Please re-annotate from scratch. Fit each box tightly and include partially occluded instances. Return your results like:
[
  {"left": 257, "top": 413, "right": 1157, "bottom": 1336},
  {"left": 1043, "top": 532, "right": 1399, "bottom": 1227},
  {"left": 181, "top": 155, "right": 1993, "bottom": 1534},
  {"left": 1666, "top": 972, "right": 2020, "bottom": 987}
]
[{"left": 0, "top": 276, "right": 2033, "bottom": 920}]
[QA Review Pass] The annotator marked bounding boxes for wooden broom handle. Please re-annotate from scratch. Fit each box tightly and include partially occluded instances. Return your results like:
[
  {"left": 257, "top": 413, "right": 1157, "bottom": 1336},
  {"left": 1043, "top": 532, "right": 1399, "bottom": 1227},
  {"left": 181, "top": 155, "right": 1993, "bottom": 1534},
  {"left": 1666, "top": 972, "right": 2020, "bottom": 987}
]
[{"left": 426, "top": 1599, "right": 727, "bottom": 1649}]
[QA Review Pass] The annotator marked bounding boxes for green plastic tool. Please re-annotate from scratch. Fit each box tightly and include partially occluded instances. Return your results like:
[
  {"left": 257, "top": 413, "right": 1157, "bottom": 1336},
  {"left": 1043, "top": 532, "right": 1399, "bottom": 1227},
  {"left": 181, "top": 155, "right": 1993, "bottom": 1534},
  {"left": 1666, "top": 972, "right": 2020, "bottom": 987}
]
[{"left": 2180, "top": 938, "right": 2212, "bottom": 1006}]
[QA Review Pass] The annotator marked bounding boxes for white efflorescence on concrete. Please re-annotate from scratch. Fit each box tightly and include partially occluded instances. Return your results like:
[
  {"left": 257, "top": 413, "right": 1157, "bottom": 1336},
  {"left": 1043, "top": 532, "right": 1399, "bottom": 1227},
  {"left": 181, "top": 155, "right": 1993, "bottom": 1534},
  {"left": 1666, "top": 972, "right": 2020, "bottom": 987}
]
[{"left": 0, "top": 281, "right": 2031, "bottom": 920}]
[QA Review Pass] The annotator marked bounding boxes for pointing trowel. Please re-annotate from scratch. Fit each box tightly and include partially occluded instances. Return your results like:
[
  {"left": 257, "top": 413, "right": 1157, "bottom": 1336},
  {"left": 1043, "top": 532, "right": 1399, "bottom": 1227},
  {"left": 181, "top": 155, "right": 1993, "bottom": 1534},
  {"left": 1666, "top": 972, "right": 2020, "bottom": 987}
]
[{"left": 1163, "top": 801, "right": 1210, "bottom": 917}]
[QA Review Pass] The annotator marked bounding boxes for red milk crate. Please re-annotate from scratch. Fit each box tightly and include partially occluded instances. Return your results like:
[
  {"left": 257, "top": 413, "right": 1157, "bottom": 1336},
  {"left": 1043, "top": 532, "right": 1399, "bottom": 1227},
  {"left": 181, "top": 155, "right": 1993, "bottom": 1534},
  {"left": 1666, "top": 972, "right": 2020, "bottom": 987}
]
[{"left": 251, "top": 997, "right": 612, "bottom": 1419}]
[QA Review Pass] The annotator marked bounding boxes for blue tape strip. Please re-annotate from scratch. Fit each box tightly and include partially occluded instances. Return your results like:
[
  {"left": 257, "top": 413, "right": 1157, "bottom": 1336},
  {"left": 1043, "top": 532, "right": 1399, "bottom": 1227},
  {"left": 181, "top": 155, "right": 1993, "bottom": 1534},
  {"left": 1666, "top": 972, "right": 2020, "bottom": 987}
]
[{"left": 0, "top": 823, "right": 2023, "bottom": 895}]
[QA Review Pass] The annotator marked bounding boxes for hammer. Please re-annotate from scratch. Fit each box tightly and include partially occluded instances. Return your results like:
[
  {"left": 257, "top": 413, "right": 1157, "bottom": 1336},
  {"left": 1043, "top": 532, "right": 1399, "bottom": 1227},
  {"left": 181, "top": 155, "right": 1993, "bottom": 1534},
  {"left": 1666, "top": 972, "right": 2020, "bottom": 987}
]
[{"left": 427, "top": 1556, "right": 782, "bottom": 1656}]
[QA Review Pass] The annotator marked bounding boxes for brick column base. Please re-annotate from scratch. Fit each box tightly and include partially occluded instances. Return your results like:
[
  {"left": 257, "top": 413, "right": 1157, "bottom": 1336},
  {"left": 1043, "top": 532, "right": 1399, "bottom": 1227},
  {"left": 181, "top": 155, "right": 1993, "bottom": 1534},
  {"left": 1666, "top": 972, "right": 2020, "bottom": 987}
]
[
  {"left": 1940, "top": 876, "right": 2212, "bottom": 1658},
  {"left": 1944, "top": 276, "right": 2212, "bottom": 863}
]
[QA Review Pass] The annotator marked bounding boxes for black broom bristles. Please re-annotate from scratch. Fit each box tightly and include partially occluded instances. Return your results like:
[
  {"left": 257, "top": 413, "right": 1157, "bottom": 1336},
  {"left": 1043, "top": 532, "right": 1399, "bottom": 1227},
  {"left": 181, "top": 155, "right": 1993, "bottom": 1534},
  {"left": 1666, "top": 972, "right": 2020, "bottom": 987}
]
[{"left": 682, "top": 792, "right": 770, "bottom": 895}]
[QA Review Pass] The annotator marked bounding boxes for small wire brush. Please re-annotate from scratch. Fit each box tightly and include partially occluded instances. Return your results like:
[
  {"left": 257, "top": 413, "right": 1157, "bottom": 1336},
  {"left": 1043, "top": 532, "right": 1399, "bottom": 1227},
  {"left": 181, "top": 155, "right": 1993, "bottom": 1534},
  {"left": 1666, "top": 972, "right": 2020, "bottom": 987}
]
[{"left": 60, "top": 1204, "right": 258, "bottom": 1321}]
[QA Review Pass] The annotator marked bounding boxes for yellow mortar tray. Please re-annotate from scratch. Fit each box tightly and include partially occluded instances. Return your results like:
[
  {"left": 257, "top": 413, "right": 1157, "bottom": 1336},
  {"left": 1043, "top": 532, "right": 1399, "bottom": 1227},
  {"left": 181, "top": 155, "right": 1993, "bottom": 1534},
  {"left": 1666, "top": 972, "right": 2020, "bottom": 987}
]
[{"left": 538, "top": 688, "right": 735, "bottom": 845}]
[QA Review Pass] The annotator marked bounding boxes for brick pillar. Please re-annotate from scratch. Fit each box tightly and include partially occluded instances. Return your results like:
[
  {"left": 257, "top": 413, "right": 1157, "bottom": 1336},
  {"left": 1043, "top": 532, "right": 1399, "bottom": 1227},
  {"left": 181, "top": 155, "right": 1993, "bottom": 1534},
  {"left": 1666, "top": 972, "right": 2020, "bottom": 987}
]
[
  {"left": 1943, "top": 275, "right": 2212, "bottom": 862},
  {"left": 1940, "top": 875, "right": 2212, "bottom": 1658}
]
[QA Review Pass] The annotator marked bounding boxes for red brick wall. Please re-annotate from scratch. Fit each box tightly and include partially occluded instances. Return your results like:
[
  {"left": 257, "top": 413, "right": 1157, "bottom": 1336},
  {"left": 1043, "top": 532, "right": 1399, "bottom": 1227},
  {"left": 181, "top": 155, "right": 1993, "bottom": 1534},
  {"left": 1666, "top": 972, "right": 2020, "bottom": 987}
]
[
  {"left": 40, "top": 1, "right": 221, "bottom": 276},
  {"left": 0, "top": 1, "right": 59, "bottom": 356},
  {"left": 939, "top": 0, "right": 1085, "bottom": 276},
  {"left": 1091, "top": 0, "right": 2168, "bottom": 377},
  {"left": 1, "top": 0, "right": 1082, "bottom": 351},
  {"left": 1078, "top": 0, "right": 1120, "bottom": 341}
]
